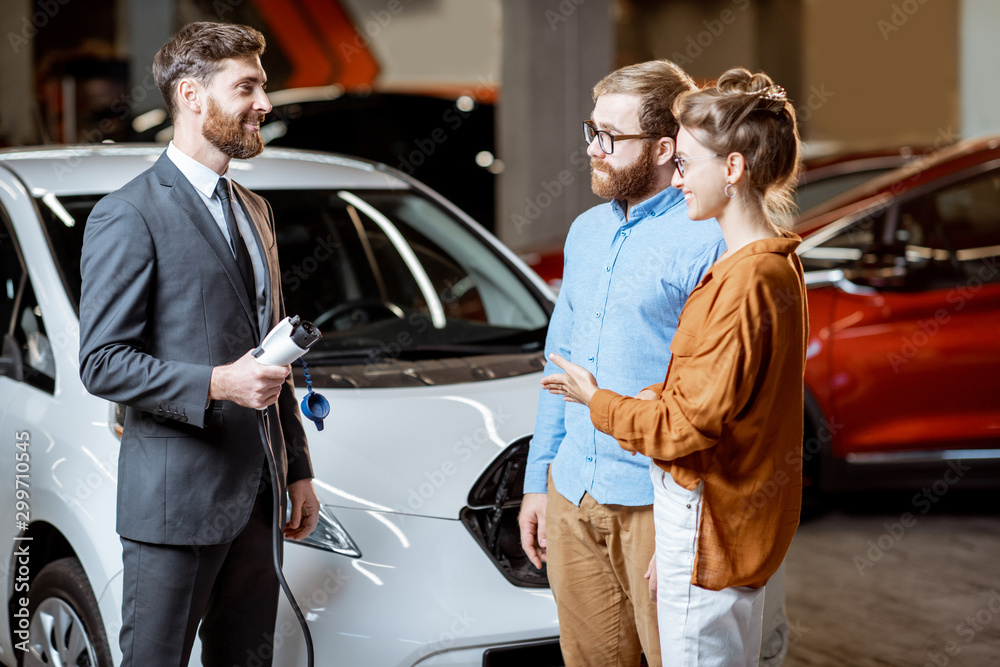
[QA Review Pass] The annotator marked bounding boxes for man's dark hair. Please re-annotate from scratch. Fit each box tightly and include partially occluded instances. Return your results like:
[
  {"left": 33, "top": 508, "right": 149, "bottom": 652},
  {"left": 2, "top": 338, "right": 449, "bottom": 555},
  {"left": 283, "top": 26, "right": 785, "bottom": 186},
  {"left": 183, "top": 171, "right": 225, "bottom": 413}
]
[{"left": 153, "top": 22, "right": 266, "bottom": 121}]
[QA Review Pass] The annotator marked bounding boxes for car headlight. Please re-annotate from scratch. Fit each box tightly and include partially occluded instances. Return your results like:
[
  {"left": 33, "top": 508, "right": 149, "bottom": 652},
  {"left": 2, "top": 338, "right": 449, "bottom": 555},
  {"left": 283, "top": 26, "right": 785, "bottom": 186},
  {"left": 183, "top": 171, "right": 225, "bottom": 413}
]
[
  {"left": 112, "top": 403, "right": 360, "bottom": 557},
  {"left": 460, "top": 438, "right": 549, "bottom": 588},
  {"left": 287, "top": 504, "right": 362, "bottom": 558}
]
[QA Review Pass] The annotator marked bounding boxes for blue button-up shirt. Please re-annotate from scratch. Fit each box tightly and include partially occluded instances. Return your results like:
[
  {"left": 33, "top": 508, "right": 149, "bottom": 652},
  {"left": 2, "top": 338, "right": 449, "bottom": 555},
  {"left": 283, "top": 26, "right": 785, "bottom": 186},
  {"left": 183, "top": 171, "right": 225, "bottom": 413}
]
[{"left": 525, "top": 186, "right": 725, "bottom": 506}]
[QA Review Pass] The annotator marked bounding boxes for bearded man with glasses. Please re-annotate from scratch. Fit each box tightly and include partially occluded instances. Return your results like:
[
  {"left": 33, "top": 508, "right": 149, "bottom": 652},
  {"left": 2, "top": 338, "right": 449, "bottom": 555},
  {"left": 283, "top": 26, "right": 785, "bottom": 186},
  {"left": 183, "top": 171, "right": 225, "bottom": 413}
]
[{"left": 519, "top": 60, "right": 790, "bottom": 666}]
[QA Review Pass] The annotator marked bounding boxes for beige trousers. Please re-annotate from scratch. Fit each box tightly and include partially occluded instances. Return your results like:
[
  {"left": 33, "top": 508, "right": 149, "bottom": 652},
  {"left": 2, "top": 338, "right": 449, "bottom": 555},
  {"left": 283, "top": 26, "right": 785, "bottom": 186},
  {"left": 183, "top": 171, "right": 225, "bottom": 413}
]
[{"left": 546, "top": 472, "right": 660, "bottom": 667}]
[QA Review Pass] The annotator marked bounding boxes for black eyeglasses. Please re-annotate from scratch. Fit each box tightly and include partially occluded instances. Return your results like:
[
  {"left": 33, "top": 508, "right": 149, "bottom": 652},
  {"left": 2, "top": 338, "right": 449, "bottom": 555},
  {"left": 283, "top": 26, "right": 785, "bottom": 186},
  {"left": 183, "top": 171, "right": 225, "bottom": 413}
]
[
  {"left": 583, "top": 120, "right": 655, "bottom": 154},
  {"left": 673, "top": 154, "right": 724, "bottom": 176}
]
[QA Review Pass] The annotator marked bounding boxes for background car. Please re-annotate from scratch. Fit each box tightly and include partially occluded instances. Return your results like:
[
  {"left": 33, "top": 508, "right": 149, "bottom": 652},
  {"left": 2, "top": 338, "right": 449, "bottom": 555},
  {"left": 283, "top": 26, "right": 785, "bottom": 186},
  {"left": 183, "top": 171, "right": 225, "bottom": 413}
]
[
  {"left": 0, "top": 144, "right": 562, "bottom": 667},
  {"left": 133, "top": 88, "right": 499, "bottom": 232},
  {"left": 796, "top": 134, "right": 1000, "bottom": 493},
  {"left": 794, "top": 144, "right": 934, "bottom": 214}
]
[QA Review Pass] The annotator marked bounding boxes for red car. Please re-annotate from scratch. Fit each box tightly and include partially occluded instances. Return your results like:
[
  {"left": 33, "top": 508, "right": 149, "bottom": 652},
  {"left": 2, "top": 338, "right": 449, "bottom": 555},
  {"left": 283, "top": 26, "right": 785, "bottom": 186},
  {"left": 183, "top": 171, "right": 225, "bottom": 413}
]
[
  {"left": 525, "top": 135, "right": 1000, "bottom": 491},
  {"left": 796, "top": 135, "right": 1000, "bottom": 491}
]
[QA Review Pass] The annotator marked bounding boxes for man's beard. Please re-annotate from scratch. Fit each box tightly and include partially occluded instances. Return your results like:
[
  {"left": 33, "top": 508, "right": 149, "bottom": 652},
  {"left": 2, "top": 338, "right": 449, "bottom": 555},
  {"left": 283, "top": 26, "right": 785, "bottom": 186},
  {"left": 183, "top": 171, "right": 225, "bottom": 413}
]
[
  {"left": 202, "top": 96, "right": 265, "bottom": 160},
  {"left": 590, "top": 140, "right": 657, "bottom": 202}
]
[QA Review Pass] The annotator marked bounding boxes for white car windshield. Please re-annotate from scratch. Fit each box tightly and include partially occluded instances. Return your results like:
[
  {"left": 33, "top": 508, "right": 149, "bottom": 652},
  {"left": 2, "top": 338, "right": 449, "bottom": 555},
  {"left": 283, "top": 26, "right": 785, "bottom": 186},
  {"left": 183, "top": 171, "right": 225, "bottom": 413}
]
[{"left": 37, "top": 188, "right": 550, "bottom": 360}]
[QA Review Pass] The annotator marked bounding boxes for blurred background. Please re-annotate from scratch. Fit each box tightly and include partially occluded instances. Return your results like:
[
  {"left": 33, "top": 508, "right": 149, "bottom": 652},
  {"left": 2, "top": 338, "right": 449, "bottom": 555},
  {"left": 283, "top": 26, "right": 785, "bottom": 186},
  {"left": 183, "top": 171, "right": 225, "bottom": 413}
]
[{"left": 1, "top": 0, "right": 996, "bottom": 256}]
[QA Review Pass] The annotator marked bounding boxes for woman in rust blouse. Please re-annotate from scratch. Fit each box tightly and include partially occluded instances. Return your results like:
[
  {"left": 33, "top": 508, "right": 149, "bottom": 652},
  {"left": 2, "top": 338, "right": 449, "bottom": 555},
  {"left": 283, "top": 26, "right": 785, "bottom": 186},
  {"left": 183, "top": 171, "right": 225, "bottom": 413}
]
[{"left": 542, "top": 67, "right": 807, "bottom": 667}]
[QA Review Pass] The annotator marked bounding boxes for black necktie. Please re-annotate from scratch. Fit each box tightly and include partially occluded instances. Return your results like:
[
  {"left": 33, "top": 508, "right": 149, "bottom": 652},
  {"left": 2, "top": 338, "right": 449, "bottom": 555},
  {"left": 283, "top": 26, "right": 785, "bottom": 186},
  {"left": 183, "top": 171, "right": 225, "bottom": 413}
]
[{"left": 215, "top": 178, "right": 258, "bottom": 327}]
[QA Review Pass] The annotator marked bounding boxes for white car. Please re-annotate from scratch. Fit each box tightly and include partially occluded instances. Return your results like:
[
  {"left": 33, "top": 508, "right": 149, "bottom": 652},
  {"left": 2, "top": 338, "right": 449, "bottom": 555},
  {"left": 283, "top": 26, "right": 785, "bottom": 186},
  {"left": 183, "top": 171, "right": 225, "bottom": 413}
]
[{"left": 0, "top": 145, "right": 563, "bottom": 666}]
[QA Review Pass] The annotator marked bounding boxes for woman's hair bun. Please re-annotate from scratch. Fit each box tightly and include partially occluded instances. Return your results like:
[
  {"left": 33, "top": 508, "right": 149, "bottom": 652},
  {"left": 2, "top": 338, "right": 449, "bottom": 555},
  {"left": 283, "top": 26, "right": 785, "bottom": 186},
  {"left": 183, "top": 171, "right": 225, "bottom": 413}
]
[
  {"left": 718, "top": 68, "right": 788, "bottom": 114},
  {"left": 717, "top": 68, "right": 769, "bottom": 94}
]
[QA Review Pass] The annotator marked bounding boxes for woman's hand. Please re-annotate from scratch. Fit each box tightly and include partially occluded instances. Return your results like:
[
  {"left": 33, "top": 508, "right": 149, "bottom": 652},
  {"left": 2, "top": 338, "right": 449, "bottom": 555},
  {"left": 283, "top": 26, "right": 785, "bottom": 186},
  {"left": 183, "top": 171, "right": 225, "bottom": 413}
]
[
  {"left": 541, "top": 353, "right": 600, "bottom": 406},
  {"left": 644, "top": 551, "right": 657, "bottom": 601}
]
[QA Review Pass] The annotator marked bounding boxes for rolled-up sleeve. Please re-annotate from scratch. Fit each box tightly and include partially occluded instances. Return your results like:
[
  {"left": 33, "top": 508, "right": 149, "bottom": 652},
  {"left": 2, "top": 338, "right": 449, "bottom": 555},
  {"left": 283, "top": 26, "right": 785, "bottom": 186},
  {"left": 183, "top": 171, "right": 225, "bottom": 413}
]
[{"left": 590, "top": 273, "right": 774, "bottom": 463}]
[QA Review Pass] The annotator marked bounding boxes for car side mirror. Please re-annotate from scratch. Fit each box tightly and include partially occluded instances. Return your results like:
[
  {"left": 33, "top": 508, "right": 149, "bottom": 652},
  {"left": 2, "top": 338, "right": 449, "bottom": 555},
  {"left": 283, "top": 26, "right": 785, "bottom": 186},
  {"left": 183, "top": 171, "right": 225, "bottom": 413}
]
[{"left": 0, "top": 333, "right": 24, "bottom": 382}]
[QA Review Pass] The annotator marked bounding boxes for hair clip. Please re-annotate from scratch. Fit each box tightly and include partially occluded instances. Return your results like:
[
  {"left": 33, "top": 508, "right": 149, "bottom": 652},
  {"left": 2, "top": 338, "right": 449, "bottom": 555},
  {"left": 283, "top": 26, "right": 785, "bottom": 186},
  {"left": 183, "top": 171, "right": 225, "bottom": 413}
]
[{"left": 746, "top": 84, "right": 787, "bottom": 113}]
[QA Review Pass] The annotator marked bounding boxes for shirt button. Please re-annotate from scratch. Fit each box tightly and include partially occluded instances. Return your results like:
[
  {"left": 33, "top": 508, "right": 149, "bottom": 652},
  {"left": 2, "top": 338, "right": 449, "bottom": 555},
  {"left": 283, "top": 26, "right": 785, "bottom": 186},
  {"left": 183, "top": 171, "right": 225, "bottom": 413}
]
[
  {"left": 586, "top": 456, "right": 594, "bottom": 462},
  {"left": 620, "top": 231, "right": 627, "bottom": 237},
  {"left": 686, "top": 504, "right": 692, "bottom": 509},
  {"left": 605, "top": 266, "right": 611, "bottom": 272},
  {"left": 588, "top": 356, "right": 594, "bottom": 362},
  {"left": 595, "top": 311, "right": 601, "bottom": 317}
]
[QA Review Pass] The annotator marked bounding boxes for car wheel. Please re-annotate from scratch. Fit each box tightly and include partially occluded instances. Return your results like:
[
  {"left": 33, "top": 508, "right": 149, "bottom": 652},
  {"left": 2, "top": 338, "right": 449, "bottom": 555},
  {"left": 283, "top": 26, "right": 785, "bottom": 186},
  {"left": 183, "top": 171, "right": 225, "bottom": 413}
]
[{"left": 18, "top": 557, "right": 112, "bottom": 667}]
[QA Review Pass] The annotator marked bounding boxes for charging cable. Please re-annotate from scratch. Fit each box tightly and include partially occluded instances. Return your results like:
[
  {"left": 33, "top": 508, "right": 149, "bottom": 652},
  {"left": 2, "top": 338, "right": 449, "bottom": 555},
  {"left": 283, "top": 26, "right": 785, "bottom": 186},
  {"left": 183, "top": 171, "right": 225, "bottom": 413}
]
[
  {"left": 257, "top": 414, "right": 314, "bottom": 667},
  {"left": 252, "top": 316, "right": 323, "bottom": 667}
]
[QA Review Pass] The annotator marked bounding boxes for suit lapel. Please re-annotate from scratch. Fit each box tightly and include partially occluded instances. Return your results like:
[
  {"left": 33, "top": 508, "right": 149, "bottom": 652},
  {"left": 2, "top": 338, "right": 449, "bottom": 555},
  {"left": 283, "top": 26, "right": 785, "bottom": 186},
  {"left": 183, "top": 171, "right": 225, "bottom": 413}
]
[{"left": 154, "top": 154, "right": 259, "bottom": 334}]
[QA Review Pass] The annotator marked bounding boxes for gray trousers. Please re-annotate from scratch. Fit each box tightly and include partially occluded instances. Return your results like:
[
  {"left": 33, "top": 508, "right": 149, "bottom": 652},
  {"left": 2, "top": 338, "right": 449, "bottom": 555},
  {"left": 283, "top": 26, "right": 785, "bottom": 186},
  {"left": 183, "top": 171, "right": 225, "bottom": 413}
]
[{"left": 119, "top": 475, "right": 280, "bottom": 667}]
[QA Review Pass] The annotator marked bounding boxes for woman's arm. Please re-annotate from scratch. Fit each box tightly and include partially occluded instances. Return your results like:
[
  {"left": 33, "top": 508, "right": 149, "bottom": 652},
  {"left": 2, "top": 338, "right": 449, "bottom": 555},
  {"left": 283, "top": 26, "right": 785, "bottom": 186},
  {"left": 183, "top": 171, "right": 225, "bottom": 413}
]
[{"left": 590, "top": 271, "right": 785, "bottom": 461}]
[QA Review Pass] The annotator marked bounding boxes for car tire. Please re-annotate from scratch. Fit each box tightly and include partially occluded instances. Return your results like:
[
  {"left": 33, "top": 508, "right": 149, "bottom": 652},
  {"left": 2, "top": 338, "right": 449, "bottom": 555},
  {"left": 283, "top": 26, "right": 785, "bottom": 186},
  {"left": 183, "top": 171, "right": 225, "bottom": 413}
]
[
  {"left": 801, "top": 409, "right": 830, "bottom": 521},
  {"left": 17, "top": 557, "right": 113, "bottom": 667}
]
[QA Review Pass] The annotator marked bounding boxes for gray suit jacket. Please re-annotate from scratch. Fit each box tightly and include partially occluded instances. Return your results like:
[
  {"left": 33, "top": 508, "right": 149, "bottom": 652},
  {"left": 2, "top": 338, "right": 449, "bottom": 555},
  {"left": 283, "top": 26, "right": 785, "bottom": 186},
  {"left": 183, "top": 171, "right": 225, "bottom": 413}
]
[{"left": 79, "top": 152, "right": 312, "bottom": 546}]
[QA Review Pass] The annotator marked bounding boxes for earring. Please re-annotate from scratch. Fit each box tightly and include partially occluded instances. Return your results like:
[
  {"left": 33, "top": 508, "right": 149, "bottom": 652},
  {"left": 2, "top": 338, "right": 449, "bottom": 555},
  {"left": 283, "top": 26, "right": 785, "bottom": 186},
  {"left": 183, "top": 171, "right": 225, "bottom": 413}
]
[{"left": 724, "top": 183, "right": 736, "bottom": 198}]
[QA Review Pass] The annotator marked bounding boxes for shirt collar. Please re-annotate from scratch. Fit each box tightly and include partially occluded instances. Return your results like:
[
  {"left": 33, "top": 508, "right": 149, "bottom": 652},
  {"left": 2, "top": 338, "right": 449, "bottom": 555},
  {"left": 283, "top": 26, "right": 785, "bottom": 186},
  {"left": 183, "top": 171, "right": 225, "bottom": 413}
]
[
  {"left": 708, "top": 231, "right": 802, "bottom": 281},
  {"left": 166, "top": 141, "right": 229, "bottom": 198},
  {"left": 610, "top": 186, "right": 687, "bottom": 227}
]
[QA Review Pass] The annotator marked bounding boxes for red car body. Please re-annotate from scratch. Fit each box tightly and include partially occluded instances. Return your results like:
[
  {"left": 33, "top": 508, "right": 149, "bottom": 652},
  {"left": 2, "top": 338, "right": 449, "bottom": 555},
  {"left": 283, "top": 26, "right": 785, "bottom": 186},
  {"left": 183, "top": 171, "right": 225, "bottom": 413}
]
[{"left": 526, "top": 136, "right": 1000, "bottom": 490}]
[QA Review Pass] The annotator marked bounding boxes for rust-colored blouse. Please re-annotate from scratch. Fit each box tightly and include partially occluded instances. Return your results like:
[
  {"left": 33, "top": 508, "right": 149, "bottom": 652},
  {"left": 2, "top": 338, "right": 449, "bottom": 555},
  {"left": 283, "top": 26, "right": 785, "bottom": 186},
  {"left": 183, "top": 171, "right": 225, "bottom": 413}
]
[{"left": 590, "top": 233, "right": 807, "bottom": 591}]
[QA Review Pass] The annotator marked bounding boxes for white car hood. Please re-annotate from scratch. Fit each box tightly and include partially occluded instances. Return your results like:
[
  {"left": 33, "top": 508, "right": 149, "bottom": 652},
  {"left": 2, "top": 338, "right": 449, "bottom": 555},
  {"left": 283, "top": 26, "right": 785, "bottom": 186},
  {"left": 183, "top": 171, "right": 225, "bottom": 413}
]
[{"left": 298, "top": 372, "right": 542, "bottom": 519}]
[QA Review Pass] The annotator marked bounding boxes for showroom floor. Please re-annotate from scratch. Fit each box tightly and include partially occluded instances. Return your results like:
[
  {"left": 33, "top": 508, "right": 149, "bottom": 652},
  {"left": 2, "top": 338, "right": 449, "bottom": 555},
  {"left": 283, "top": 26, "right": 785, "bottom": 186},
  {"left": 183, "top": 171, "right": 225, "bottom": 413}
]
[{"left": 783, "top": 490, "right": 1000, "bottom": 666}]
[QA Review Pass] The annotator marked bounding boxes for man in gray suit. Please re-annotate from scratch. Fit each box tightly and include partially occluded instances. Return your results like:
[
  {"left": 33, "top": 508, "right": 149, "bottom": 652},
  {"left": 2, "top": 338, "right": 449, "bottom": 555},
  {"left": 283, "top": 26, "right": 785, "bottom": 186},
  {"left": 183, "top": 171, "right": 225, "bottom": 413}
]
[{"left": 79, "top": 22, "right": 318, "bottom": 667}]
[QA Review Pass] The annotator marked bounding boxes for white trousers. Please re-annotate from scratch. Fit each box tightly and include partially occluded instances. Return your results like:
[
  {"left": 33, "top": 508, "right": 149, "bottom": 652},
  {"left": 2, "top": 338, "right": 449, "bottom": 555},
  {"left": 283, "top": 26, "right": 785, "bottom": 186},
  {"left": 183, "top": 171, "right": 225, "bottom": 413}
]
[{"left": 651, "top": 464, "right": 765, "bottom": 667}]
